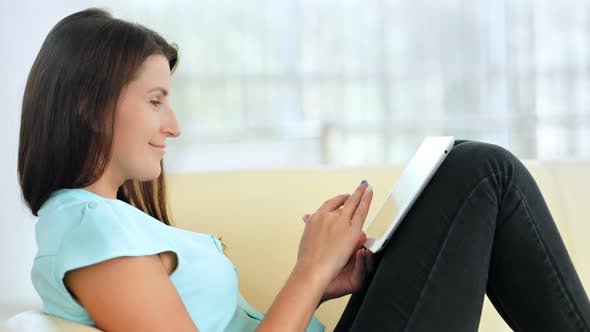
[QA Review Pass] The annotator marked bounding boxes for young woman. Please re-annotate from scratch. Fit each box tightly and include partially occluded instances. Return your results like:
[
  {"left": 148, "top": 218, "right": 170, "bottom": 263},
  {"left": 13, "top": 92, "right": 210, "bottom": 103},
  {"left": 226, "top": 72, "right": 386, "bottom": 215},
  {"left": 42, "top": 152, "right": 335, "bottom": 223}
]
[{"left": 18, "top": 8, "right": 590, "bottom": 332}]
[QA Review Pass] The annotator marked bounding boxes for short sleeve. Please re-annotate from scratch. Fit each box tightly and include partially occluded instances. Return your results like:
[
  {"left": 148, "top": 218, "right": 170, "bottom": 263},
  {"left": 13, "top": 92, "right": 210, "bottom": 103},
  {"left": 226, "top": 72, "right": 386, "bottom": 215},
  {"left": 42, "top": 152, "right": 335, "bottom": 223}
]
[
  {"left": 53, "top": 200, "right": 175, "bottom": 300},
  {"left": 307, "top": 316, "right": 325, "bottom": 332}
]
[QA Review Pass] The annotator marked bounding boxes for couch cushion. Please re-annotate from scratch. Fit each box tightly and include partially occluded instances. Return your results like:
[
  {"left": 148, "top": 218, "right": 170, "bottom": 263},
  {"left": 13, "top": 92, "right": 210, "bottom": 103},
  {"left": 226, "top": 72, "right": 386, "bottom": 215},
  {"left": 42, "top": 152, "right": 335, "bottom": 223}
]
[{"left": 4, "top": 310, "right": 100, "bottom": 332}]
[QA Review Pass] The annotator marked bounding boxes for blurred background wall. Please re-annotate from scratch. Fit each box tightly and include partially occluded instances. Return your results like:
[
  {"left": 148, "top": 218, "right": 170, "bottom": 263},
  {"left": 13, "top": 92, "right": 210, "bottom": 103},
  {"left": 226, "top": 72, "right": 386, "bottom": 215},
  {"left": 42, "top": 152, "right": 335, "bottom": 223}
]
[
  {"left": 2, "top": 0, "right": 590, "bottom": 319},
  {"left": 0, "top": 0, "right": 92, "bottom": 318}
]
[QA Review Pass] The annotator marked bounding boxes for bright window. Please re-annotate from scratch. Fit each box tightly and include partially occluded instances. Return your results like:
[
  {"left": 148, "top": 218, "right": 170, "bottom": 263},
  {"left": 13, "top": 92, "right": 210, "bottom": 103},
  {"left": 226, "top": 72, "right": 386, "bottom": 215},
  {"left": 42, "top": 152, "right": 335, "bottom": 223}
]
[{"left": 96, "top": 0, "right": 590, "bottom": 172}]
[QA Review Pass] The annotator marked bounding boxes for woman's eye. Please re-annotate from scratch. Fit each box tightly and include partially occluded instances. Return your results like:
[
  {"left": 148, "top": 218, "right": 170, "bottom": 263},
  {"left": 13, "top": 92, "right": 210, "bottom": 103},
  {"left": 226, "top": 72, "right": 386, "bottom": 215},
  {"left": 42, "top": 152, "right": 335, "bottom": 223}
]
[{"left": 150, "top": 99, "right": 162, "bottom": 107}]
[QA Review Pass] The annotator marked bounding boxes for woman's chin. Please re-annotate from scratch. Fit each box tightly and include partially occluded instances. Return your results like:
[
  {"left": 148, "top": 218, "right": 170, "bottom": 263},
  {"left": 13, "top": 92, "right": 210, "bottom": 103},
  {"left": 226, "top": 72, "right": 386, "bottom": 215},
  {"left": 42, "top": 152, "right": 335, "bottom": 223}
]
[{"left": 137, "top": 166, "right": 162, "bottom": 181}]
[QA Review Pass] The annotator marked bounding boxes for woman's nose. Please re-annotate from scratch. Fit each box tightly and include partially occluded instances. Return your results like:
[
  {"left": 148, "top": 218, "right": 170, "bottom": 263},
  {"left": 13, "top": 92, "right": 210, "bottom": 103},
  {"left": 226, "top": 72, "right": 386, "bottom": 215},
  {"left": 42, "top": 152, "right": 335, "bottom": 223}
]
[{"left": 162, "top": 107, "right": 182, "bottom": 138}]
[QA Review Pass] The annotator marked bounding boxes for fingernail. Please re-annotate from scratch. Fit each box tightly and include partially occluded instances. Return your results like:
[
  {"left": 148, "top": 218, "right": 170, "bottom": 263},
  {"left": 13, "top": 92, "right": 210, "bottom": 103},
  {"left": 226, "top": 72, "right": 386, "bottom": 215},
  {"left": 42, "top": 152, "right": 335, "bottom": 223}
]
[{"left": 360, "top": 179, "right": 367, "bottom": 185}]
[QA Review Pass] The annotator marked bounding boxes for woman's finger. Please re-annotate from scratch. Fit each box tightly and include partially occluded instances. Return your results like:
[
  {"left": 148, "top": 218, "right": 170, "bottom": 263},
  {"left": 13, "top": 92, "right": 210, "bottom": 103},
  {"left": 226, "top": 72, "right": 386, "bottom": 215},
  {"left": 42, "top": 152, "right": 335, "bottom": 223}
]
[
  {"left": 355, "top": 232, "right": 367, "bottom": 249},
  {"left": 302, "top": 206, "right": 343, "bottom": 223},
  {"left": 302, "top": 213, "right": 311, "bottom": 223},
  {"left": 364, "top": 249, "right": 375, "bottom": 274},
  {"left": 352, "top": 249, "right": 366, "bottom": 284},
  {"left": 350, "top": 185, "right": 373, "bottom": 228},
  {"left": 341, "top": 181, "right": 370, "bottom": 220},
  {"left": 317, "top": 193, "right": 351, "bottom": 213}
]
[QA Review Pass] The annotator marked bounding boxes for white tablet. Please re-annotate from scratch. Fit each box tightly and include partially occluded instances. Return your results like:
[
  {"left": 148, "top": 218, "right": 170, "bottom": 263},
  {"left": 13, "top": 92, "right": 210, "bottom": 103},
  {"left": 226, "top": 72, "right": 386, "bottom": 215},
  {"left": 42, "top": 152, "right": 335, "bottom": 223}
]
[{"left": 362, "top": 136, "right": 455, "bottom": 253}]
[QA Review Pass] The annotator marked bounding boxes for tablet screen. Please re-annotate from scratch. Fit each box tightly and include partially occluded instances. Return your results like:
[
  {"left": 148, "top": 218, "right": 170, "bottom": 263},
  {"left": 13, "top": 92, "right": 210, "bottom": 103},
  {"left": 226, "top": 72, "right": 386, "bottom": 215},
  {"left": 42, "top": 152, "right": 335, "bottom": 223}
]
[
  {"left": 363, "top": 193, "right": 400, "bottom": 240},
  {"left": 361, "top": 136, "right": 453, "bottom": 248}
]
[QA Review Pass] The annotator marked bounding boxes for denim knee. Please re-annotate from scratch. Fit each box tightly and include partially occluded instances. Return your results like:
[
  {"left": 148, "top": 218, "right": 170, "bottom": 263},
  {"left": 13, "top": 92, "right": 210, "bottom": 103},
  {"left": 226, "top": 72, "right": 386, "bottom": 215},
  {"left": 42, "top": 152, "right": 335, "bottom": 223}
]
[{"left": 449, "top": 140, "right": 517, "bottom": 177}]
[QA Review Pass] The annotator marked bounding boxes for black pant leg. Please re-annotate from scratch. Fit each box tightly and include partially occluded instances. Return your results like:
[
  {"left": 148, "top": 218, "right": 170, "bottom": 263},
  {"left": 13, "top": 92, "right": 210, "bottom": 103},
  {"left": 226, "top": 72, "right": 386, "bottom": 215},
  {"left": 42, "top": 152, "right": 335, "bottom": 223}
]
[{"left": 333, "top": 139, "right": 590, "bottom": 332}]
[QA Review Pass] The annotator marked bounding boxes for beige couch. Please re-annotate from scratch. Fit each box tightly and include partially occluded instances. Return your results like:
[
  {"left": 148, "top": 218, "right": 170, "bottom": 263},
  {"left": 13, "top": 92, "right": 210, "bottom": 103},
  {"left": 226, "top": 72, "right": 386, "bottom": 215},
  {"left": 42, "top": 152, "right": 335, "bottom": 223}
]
[{"left": 4, "top": 160, "right": 590, "bottom": 331}]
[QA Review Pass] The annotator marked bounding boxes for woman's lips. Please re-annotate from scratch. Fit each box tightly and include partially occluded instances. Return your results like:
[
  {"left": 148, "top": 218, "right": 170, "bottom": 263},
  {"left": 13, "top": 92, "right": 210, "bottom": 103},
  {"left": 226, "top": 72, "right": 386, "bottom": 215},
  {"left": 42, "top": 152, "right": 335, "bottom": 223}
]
[{"left": 149, "top": 143, "right": 166, "bottom": 152}]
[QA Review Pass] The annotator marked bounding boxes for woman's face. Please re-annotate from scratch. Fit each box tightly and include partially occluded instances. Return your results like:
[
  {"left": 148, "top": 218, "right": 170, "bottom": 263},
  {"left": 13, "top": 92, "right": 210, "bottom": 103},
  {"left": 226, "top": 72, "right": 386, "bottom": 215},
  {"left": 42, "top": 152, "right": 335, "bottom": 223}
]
[{"left": 110, "top": 54, "right": 181, "bottom": 183}]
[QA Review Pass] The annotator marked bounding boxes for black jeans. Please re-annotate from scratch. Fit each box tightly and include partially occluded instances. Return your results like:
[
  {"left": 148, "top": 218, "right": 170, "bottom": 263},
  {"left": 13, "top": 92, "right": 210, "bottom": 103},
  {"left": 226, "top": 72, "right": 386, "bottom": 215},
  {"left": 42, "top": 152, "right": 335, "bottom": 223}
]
[{"left": 334, "top": 139, "right": 590, "bottom": 332}]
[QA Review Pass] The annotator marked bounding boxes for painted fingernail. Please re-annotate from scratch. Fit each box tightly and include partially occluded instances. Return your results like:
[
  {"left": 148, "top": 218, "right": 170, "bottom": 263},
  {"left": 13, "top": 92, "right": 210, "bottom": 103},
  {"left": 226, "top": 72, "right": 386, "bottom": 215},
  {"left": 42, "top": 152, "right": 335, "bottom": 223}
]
[{"left": 360, "top": 179, "right": 367, "bottom": 185}]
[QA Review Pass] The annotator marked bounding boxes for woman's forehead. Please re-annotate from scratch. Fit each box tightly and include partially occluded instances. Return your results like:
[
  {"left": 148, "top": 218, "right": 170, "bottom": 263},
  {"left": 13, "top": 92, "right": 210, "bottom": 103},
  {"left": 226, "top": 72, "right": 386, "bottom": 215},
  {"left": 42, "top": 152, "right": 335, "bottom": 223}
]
[{"left": 133, "top": 54, "right": 171, "bottom": 86}]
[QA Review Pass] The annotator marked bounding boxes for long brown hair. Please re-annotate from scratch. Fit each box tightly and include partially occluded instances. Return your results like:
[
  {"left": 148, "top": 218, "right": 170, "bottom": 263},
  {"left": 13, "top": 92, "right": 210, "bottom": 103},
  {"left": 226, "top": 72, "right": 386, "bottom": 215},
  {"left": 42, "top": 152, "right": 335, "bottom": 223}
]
[{"left": 18, "top": 8, "right": 178, "bottom": 225}]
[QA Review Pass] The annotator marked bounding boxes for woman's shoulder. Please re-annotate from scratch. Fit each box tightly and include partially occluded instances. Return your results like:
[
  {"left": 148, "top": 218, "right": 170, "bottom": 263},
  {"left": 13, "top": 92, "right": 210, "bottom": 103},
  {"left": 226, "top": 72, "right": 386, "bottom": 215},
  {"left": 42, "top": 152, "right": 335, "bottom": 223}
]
[
  {"left": 38, "top": 188, "right": 116, "bottom": 219},
  {"left": 38, "top": 187, "right": 161, "bottom": 224},
  {"left": 31, "top": 189, "right": 187, "bottom": 325},
  {"left": 34, "top": 188, "right": 160, "bottom": 257}
]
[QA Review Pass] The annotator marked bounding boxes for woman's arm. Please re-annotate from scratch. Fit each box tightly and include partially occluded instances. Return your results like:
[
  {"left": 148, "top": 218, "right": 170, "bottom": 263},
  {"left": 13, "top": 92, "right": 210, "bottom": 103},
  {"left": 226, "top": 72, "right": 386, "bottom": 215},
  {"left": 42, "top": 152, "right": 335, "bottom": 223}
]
[
  {"left": 64, "top": 254, "right": 200, "bottom": 332},
  {"left": 255, "top": 263, "right": 331, "bottom": 332}
]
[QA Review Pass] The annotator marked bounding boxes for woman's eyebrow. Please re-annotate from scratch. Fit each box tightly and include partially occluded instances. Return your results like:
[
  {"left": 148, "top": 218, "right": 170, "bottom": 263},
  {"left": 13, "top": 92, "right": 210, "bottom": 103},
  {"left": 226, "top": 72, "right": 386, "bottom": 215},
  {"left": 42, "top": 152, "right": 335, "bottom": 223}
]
[{"left": 146, "top": 86, "right": 169, "bottom": 96}]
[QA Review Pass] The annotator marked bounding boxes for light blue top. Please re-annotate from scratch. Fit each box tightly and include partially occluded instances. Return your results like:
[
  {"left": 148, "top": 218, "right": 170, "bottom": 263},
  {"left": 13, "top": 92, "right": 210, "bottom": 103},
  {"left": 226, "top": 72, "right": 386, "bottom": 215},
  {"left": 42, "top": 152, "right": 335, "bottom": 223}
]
[{"left": 31, "top": 188, "right": 325, "bottom": 332}]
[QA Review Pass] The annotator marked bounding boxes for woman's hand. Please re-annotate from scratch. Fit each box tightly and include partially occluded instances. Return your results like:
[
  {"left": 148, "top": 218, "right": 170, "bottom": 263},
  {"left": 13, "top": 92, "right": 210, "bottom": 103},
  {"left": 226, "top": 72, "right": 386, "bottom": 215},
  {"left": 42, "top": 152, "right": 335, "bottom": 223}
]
[
  {"left": 295, "top": 181, "right": 374, "bottom": 293},
  {"left": 301, "top": 214, "right": 376, "bottom": 303}
]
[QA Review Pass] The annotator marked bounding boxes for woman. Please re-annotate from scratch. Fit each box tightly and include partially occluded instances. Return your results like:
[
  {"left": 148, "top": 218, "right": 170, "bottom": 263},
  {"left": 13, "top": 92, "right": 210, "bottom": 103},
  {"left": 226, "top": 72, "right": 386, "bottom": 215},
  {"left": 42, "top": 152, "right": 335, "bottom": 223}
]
[{"left": 18, "top": 8, "right": 590, "bottom": 332}]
